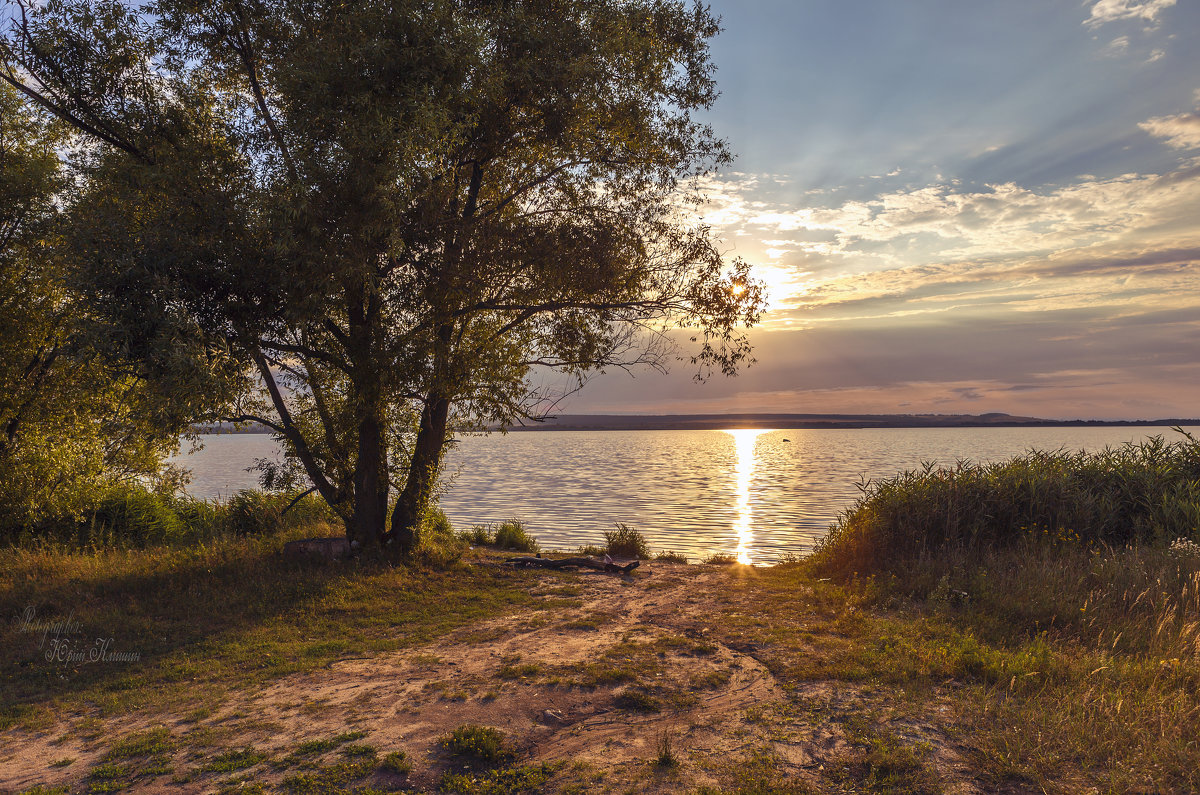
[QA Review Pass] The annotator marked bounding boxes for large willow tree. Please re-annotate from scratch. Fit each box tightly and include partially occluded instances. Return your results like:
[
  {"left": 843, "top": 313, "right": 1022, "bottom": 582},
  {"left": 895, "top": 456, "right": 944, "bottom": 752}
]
[{"left": 2, "top": 0, "right": 763, "bottom": 553}]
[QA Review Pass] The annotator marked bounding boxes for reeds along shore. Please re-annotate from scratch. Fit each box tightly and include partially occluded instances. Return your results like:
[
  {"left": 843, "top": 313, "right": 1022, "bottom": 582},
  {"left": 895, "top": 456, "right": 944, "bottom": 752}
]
[{"left": 809, "top": 430, "right": 1200, "bottom": 578}]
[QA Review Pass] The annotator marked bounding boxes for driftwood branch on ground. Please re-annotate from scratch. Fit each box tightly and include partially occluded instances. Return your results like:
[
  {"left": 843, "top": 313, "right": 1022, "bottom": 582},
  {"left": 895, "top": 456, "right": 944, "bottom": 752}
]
[{"left": 505, "top": 556, "right": 640, "bottom": 575}]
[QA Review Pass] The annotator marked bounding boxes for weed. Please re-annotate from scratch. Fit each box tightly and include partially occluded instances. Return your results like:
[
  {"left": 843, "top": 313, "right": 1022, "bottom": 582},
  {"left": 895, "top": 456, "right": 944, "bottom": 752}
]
[
  {"left": 654, "top": 730, "right": 677, "bottom": 768},
  {"left": 440, "top": 762, "right": 562, "bottom": 794},
  {"left": 614, "top": 689, "right": 661, "bottom": 713},
  {"left": 441, "top": 724, "right": 514, "bottom": 764},
  {"left": 200, "top": 747, "right": 268, "bottom": 772},
  {"left": 810, "top": 432, "right": 1200, "bottom": 577},
  {"left": 379, "top": 750, "right": 411, "bottom": 774},
  {"left": 604, "top": 523, "right": 650, "bottom": 559},
  {"left": 493, "top": 520, "right": 538, "bottom": 553}
]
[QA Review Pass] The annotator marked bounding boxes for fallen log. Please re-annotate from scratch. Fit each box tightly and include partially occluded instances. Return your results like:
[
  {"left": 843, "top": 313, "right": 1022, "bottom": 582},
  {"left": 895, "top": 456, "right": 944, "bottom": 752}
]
[{"left": 505, "top": 555, "right": 640, "bottom": 575}]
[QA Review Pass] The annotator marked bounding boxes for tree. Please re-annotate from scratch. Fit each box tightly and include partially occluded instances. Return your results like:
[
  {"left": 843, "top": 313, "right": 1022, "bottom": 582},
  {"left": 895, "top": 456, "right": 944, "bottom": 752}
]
[
  {"left": 0, "top": 81, "right": 224, "bottom": 532},
  {"left": 3, "top": 0, "right": 764, "bottom": 552}
]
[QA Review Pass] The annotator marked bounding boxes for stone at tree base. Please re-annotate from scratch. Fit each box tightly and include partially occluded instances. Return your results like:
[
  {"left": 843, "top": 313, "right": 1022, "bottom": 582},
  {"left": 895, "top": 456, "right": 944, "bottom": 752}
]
[{"left": 283, "top": 537, "right": 351, "bottom": 561}]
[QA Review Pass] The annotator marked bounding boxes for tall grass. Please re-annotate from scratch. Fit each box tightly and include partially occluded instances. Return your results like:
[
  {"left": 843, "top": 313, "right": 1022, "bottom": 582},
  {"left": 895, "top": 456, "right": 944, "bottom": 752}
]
[
  {"left": 4, "top": 485, "right": 341, "bottom": 550},
  {"left": 810, "top": 431, "right": 1200, "bottom": 577}
]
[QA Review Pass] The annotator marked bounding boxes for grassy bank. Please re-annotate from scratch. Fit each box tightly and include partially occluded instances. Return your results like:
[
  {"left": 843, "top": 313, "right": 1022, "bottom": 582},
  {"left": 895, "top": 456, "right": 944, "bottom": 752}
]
[
  {"left": 809, "top": 430, "right": 1200, "bottom": 579},
  {"left": 0, "top": 524, "right": 540, "bottom": 733},
  {"left": 790, "top": 431, "right": 1200, "bottom": 791},
  {"left": 4, "top": 438, "right": 1200, "bottom": 792}
]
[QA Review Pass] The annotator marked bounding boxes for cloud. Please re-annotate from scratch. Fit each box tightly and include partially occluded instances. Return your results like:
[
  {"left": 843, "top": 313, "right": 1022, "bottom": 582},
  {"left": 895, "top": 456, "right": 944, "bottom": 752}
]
[
  {"left": 567, "top": 314, "right": 1200, "bottom": 419},
  {"left": 1139, "top": 110, "right": 1200, "bottom": 149},
  {"left": 701, "top": 162, "right": 1200, "bottom": 278},
  {"left": 1085, "top": 0, "right": 1176, "bottom": 28},
  {"left": 1102, "top": 35, "right": 1130, "bottom": 56}
]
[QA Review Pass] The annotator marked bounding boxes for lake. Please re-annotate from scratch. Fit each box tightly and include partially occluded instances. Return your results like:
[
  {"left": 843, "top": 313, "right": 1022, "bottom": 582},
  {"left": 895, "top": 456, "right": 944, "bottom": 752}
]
[{"left": 172, "top": 425, "right": 1198, "bottom": 563}]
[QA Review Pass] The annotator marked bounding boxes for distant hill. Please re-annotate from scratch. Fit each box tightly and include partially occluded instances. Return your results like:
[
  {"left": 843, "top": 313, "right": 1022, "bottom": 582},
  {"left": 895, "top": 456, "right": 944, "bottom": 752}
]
[
  {"left": 194, "top": 413, "right": 1200, "bottom": 435},
  {"left": 492, "top": 413, "right": 1200, "bottom": 431}
]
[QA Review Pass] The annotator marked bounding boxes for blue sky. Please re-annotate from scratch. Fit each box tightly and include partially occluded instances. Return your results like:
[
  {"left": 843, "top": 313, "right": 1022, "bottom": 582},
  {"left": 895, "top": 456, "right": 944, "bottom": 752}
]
[{"left": 565, "top": 0, "right": 1200, "bottom": 419}]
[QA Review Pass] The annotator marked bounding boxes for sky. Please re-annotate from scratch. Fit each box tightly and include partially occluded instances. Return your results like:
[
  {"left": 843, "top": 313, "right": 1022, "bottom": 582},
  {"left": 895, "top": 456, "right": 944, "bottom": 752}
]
[{"left": 561, "top": 0, "right": 1200, "bottom": 420}]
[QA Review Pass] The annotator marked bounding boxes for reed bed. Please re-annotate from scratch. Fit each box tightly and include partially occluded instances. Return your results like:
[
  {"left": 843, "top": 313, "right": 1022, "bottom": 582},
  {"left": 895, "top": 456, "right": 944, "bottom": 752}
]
[
  {"left": 810, "top": 431, "right": 1200, "bottom": 578},
  {"left": 806, "top": 431, "right": 1200, "bottom": 790}
]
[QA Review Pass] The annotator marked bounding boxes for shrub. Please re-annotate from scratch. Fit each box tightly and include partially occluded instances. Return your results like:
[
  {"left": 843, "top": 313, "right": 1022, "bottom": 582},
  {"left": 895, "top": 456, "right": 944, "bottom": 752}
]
[
  {"left": 414, "top": 507, "right": 467, "bottom": 567},
  {"left": 604, "top": 523, "right": 650, "bottom": 559},
  {"left": 226, "top": 490, "right": 285, "bottom": 535},
  {"left": 493, "top": 520, "right": 538, "bottom": 553},
  {"left": 654, "top": 550, "right": 689, "bottom": 564},
  {"left": 810, "top": 432, "right": 1200, "bottom": 578},
  {"left": 380, "top": 750, "right": 411, "bottom": 775},
  {"left": 226, "top": 490, "right": 339, "bottom": 537},
  {"left": 170, "top": 496, "right": 223, "bottom": 541},
  {"left": 461, "top": 525, "right": 492, "bottom": 546},
  {"left": 440, "top": 725, "right": 513, "bottom": 764},
  {"left": 86, "top": 486, "right": 185, "bottom": 546}
]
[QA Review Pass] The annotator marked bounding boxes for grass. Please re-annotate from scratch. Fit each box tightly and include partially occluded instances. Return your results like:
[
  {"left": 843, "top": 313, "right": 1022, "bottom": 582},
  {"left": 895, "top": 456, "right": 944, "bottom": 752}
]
[
  {"left": 379, "top": 750, "right": 411, "bottom": 775},
  {"left": 440, "top": 761, "right": 563, "bottom": 794},
  {"left": 603, "top": 523, "right": 650, "bottom": 559},
  {"left": 699, "top": 436, "right": 1200, "bottom": 793},
  {"left": 810, "top": 430, "right": 1200, "bottom": 577},
  {"left": 654, "top": 730, "right": 677, "bottom": 768},
  {"left": 440, "top": 724, "right": 514, "bottom": 765},
  {"left": 0, "top": 526, "right": 539, "bottom": 732},
  {"left": 492, "top": 519, "right": 539, "bottom": 553},
  {"left": 200, "top": 747, "right": 269, "bottom": 772}
]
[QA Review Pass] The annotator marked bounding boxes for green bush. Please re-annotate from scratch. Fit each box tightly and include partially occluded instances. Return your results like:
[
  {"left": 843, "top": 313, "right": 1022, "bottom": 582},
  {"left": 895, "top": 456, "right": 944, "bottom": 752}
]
[
  {"left": 86, "top": 486, "right": 185, "bottom": 546},
  {"left": 170, "top": 496, "right": 223, "bottom": 541},
  {"left": 440, "top": 725, "right": 513, "bottom": 764},
  {"left": 811, "top": 432, "right": 1200, "bottom": 578},
  {"left": 4, "top": 485, "right": 344, "bottom": 550},
  {"left": 226, "top": 490, "right": 338, "bottom": 537},
  {"left": 604, "top": 523, "right": 650, "bottom": 559},
  {"left": 459, "top": 525, "right": 492, "bottom": 546},
  {"left": 414, "top": 507, "right": 467, "bottom": 566},
  {"left": 226, "top": 490, "right": 285, "bottom": 535},
  {"left": 493, "top": 520, "right": 538, "bottom": 553}
]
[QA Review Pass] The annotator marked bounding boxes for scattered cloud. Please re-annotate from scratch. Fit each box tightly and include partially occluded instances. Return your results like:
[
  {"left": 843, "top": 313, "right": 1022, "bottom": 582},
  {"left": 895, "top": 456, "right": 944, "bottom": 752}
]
[
  {"left": 1103, "top": 35, "right": 1131, "bottom": 56},
  {"left": 1140, "top": 110, "right": 1200, "bottom": 149},
  {"left": 701, "top": 162, "right": 1200, "bottom": 281},
  {"left": 1085, "top": 0, "right": 1177, "bottom": 28}
]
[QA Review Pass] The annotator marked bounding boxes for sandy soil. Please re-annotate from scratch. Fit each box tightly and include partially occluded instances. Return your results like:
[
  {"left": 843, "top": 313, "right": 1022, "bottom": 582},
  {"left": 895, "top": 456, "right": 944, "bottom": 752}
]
[{"left": 1, "top": 561, "right": 983, "bottom": 794}]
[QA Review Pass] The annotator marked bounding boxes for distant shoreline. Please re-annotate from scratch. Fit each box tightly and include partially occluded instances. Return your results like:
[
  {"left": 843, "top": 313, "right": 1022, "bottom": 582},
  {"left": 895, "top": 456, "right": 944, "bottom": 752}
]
[
  {"left": 498, "top": 413, "right": 1200, "bottom": 431},
  {"left": 194, "top": 413, "right": 1200, "bottom": 434}
]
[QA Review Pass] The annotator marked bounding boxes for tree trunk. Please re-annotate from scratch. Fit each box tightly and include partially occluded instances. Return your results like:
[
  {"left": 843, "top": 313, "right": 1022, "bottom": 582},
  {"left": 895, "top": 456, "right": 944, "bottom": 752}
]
[
  {"left": 349, "top": 408, "right": 388, "bottom": 549},
  {"left": 346, "top": 270, "right": 389, "bottom": 549},
  {"left": 388, "top": 392, "right": 450, "bottom": 555}
]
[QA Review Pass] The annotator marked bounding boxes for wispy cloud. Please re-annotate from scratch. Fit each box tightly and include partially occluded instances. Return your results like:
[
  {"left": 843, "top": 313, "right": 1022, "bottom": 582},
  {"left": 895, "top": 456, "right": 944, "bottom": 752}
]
[
  {"left": 702, "top": 162, "right": 1200, "bottom": 273},
  {"left": 1085, "top": 0, "right": 1177, "bottom": 28},
  {"left": 1140, "top": 109, "right": 1200, "bottom": 149}
]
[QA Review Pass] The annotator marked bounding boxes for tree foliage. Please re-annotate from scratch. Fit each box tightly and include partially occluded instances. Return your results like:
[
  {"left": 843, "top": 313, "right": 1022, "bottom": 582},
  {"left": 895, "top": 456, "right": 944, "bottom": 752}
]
[
  {"left": 2, "top": 0, "right": 765, "bottom": 551},
  {"left": 0, "top": 82, "right": 209, "bottom": 531}
]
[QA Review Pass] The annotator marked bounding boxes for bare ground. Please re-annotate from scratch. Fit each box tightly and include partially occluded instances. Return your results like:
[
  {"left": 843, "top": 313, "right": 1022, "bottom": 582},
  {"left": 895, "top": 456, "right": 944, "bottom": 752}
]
[{"left": 1, "top": 561, "right": 986, "bottom": 794}]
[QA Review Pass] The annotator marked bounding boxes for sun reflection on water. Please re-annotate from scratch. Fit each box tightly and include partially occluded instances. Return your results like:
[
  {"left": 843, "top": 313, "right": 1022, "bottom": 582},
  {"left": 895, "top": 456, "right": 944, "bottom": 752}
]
[{"left": 727, "top": 429, "right": 767, "bottom": 564}]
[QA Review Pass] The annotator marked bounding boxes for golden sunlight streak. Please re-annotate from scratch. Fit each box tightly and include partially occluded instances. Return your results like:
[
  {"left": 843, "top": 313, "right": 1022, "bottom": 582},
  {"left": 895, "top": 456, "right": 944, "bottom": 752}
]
[{"left": 727, "top": 429, "right": 766, "bottom": 564}]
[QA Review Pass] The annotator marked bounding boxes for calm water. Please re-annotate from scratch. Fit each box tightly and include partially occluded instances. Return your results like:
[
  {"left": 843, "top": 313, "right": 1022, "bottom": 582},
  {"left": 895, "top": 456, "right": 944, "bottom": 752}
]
[{"left": 173, "top": 426, "right": 1198, "bottom": 563}]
